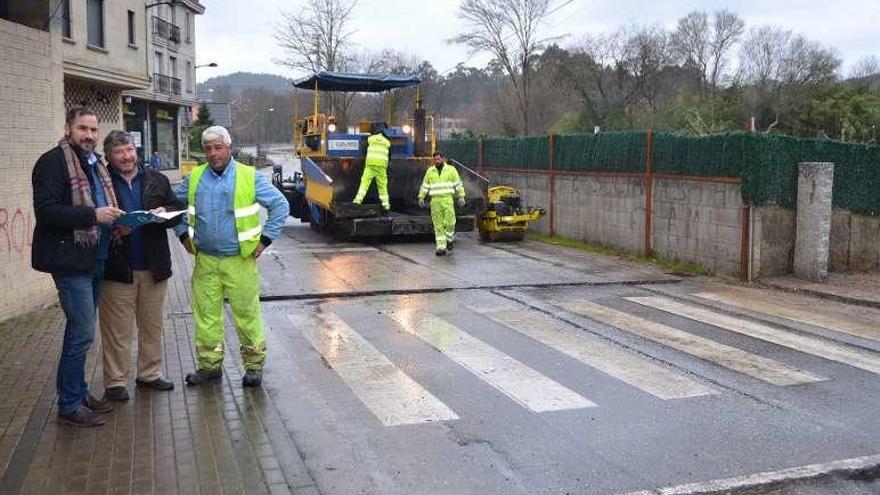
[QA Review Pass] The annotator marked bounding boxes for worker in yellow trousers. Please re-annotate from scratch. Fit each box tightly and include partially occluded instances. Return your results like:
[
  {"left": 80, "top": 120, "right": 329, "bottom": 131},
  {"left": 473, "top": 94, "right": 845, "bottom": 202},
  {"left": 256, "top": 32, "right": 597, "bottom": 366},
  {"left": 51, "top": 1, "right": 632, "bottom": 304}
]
[
  {"left": 353, "top": 128, "right": 392, "bottom": 211},
  {"left": 418, "top": 151, "right": 465, "bottom": 256},
  {"left": 173, "top": 126, "right": 289, "bottom": 388}
]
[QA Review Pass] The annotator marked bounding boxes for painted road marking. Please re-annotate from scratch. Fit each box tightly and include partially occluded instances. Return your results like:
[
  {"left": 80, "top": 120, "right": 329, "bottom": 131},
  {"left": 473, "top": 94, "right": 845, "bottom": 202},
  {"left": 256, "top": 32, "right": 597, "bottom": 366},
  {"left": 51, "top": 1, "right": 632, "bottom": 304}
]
[
  {"left": 557, "top": 299, "right": 824, "bottom": 386},
  {"left": 627, "top": 296, "right": 880, "bottom": 375},
  {"left": 388, "top": 309, "right": 596, "bottom": 412},
  {"left": 696, "top": 290, "right": 880, "bottom": 342},
  {"left": 295, "top": 313, "right": 459, "bottom": 426},
  {"left": 619, "top": 453, "right": 880, "bottom": 495},
  {"left": 469, "top": 304, "right": 715, "bottom": 399}
]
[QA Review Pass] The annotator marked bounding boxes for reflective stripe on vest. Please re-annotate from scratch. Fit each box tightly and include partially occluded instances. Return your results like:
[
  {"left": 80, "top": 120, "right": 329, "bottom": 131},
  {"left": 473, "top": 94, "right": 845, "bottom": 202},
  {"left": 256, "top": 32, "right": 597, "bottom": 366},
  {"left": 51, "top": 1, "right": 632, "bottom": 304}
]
[
  {"left": 187, "top": 162, "right": 262, "bottom": 257},
  {"left": 365, "top": 134, "right": 391, "bottom": 167},
  {"left": 419, "top": 164, "right": 466, "bottom": 199}
]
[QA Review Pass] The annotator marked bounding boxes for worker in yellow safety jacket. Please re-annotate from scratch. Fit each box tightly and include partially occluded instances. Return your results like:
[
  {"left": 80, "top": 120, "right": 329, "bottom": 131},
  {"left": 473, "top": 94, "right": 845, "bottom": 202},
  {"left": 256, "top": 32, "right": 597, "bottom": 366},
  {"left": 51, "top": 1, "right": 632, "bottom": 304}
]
[
  {"left": 353, "top": 128, "right": 391, "bottom": 211},
  {"left": 418, "top": 151, "right": 466, "bottom": 256}
]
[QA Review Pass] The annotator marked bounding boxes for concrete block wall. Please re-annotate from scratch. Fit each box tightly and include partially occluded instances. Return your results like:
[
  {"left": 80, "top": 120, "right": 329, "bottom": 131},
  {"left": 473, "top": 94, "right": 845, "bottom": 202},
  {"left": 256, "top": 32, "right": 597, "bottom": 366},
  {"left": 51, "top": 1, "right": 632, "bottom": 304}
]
[
  {"left": 752, "top": 206, "right": 879, "bottom": 277},
  {"left": 829, "top": 211, "right": 880, "bottom": 271},
  {"left": 0, "top": 19, "right": 65, "bottom": 320},
  {"left": 483, "top": 169, "right": 741, "bottom": 273},
  {"left": 652, "top": 179, "right": 743, "bottom": 277},
  {"left": 554, "top": 175, "right": 645, "bottom": 252},
  {"left": 750, "top": 206, "right": 796, "bottom": 278}
]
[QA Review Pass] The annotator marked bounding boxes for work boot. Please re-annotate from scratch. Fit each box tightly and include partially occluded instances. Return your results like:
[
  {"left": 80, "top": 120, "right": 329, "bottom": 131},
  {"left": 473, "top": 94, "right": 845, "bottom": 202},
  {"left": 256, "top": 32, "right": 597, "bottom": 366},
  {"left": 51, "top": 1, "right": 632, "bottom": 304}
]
[
  {"left": 435, "top": 248, "right": 446, "bottom": 256},
  {"left": 242, "top": 370, "right": 263, "bottom": 388},
  {"left": 83, "top": 393, "right": 114, "bottom": 414},
  {"left": 104, "top": 386, "right": 129, "bottom": 402},
  {"left": 185, "top": 369, "right": 222, "bottom": 386},
  {"left": 136, "top": 377, "right": 175, "bottom": 391},
  {"left": 58, "top": 406, "right": 106, "bottom": 427}
]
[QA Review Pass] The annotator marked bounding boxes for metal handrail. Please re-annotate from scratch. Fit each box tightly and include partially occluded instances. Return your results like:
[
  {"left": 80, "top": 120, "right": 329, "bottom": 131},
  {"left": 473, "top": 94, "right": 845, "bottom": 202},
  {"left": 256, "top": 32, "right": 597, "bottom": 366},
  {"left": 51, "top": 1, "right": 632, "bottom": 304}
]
[
  {"left": 152, "top": 16, "right": 181, "bottom": 43},
  {"left": 153, "top": 73, "right": 182, "bottom": 96}
]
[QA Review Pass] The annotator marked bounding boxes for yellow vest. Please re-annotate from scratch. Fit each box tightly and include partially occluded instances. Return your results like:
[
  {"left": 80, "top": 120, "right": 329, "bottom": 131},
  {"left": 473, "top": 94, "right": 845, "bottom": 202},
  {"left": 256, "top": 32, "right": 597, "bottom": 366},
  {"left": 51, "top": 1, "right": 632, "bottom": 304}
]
[
  {"left": 418, "top": 163, "right": 465, "bottom": 200},
  {"left": 187, "top": 162, "right": 261, "bottom": 257},
  {"left": 365, "top": 133, "right": 391, "bottom": 168}
]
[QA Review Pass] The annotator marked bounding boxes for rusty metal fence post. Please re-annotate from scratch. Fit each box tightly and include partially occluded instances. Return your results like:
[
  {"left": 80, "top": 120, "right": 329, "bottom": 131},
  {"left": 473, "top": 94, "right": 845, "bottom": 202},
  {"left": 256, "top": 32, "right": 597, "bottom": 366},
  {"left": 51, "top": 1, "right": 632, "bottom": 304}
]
[
  {"left": 644, "top": 130, "right": 654, "bottom": 256},
  {"left": 548, "top": 134, "right": 556, "bottom": 237}
]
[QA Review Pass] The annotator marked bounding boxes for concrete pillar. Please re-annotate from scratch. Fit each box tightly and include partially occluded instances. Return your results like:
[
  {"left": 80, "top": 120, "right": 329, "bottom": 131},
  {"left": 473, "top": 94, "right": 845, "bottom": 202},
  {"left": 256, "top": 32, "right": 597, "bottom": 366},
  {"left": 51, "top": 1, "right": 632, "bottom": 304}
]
[{"left": 794, "top": 162, "right": 834, "bottom": 281}]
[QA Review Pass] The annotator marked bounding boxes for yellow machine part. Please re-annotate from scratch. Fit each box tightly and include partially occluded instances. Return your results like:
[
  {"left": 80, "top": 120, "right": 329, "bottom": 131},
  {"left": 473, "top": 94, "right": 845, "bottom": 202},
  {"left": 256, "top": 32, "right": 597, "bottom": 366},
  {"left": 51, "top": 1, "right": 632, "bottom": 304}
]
[
  {"left": 478, "top": 186, "right": 545, "bottom": 242},
  {"left": 305, "top": 179, "right": 334, "bottom": 210}
]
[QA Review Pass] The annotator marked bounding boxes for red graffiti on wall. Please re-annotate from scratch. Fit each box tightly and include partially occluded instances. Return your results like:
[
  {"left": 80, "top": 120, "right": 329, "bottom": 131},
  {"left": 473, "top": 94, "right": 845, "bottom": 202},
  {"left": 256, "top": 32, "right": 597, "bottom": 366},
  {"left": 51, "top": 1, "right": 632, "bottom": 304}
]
[{"left": 0, "top": 207, "right": 33, "bottom": 255}]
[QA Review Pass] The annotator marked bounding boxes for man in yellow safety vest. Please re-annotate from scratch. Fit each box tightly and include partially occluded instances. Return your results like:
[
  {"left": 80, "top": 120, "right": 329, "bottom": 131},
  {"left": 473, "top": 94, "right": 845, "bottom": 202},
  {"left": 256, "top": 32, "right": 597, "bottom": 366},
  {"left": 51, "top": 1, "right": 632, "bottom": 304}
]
[
  {"left": 173, "top": 126, "right": 289, "bottom": 388},
  {"left": 353, "top": 126, "right": 392, "bottom": 211},
  {"left": 418, "top": 151, "right": 466, "bottom": 256}
]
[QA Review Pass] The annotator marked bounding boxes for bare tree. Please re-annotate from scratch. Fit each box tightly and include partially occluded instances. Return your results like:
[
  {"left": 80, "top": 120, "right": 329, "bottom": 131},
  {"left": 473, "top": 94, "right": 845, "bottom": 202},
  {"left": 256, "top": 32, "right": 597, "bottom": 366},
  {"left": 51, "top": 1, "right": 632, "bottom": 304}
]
[
  {"left": 708, "top": 10, "right": 745, "bottom": 89},
  {"left": 671, "top": 11, "right": 710, "bottom": 89},
  {"left": 451, "top": 0, "right": 569, "bottom": 136},
  {"left": 671, "top": 10, "right": 743, "bottom": 96},
  {"left": 849, "top": 55, "right": 880, "bottom": 80},
  {"left": 739, "top": 26, "right": 839, "bottom": 87},
  {"left": 273, "top": 0, "right": 358, "bottom": 74},
  {"left": 274, "top": 0, "right": 359, "bottom": 119},
  {"left": 621, "top": 25, "right": 675, "bottom": 112},
  {"left": 738, "top": 25, "right": 840, "bottom": 132}
]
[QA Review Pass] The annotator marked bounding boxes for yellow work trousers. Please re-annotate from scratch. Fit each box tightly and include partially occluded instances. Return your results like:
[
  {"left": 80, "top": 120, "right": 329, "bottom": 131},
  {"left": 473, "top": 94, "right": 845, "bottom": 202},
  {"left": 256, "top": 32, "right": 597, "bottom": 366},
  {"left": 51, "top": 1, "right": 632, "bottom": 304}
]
[
  {"left": 353, "top": 165, "right": 390, "bottom": 210},
  {"left": 192, "top": 253, "right": 266, "bottom": 371},
  {"left": 430, "top": 195, "right": 456, "bottom": 250}
]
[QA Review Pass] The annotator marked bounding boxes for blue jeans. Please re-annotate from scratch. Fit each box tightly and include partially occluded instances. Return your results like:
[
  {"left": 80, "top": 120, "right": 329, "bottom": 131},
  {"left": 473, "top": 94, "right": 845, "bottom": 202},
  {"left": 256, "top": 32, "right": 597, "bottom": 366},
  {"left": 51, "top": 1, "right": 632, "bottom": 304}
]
[{"left": 52, "top": 262, "right": 104, "bottom": 415}]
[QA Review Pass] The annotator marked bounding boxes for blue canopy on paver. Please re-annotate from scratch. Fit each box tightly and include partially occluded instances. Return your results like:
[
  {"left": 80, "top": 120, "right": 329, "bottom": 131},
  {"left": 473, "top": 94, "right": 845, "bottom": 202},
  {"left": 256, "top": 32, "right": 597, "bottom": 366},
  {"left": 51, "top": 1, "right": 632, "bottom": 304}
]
[{"left": 292, "top": 71, "right": 421, "bottom": 92}]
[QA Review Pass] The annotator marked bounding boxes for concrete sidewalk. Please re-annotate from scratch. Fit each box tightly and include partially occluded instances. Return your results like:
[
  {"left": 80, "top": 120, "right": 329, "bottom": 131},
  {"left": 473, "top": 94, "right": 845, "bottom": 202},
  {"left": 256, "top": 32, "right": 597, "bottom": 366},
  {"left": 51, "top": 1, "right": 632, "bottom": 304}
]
[
  {"left": 761, "top": 271, "right": 880, "bottom": 309},
  {"left": 0, "top": 240, "right": 316, "bottom": 495}
]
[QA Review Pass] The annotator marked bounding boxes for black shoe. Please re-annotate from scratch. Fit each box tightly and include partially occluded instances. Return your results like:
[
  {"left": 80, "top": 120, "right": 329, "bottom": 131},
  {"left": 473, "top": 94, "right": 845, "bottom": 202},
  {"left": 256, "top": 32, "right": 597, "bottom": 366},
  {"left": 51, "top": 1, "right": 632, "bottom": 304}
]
[
  {"left": 435, "top": 249, "right": 446, "bottom": 256},
  {"left": 58, "top": 406, "right": 106, "bottom": 427},
  {"left": 104, "top": 386, "right": 129, "bottom": 402},
  {"left": 185, "top": 369, "right": 222, "bottom": 386},
  {"left": 83, "top": 393, "right": 114, "bottom": 414},
  {"left": 136, "top": 377, "right": 175, "bottom": 391},
  {"left": 242, "top": 370, "right": 262, "bottom": 388},
  {"left": 447, "top": 240, "right": 454, "bottom": 252}
]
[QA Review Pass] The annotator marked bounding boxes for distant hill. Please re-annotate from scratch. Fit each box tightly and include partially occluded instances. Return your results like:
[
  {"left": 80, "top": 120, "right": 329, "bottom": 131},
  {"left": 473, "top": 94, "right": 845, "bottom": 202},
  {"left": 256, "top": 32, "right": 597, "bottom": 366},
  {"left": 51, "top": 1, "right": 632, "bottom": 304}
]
[
  {"left": 196, "top": 72, "right": 293, "bottom": 100},
  {"left": 845, "top": 72, "right": 880, "bottom": 89}
]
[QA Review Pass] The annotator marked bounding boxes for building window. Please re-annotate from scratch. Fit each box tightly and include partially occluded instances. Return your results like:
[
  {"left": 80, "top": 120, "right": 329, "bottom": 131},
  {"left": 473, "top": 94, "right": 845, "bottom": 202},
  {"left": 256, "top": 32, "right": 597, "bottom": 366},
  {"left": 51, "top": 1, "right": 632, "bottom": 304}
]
[
  {"left": 86, "top": 0, "right": 104, "bottom": 48},
  {"left": 155, "top": 51, "right": 164, "bottom": 75},
  {"left": 127, "top": 10, "right": 135, "bottom": 45},
  {"left": 170, "top": 56, "right": 178, "bottom": 78},
  {"left": 61, "top": 0, "right": 71, "bottom": 39},
  {"left": 185, "top": 11, "right": 191, "bottom": 43},
  {"left": 186, "top": 61, "right": 193, "bottom": 92}
]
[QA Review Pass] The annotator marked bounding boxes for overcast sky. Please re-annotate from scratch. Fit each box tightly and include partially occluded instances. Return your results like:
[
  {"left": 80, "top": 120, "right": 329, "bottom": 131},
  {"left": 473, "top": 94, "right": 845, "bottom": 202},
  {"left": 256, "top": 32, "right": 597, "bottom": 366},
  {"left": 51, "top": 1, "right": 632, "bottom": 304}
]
[{"left": 194, "top": 0, "right": 879, "bottom": 82}]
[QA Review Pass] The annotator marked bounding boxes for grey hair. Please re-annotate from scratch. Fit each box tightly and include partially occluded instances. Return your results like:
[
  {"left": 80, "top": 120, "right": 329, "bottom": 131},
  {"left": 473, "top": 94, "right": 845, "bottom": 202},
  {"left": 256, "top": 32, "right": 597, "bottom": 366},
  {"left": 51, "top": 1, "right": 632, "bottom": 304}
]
[
  {"left": 103, "top": 130, "right": 134, "bottom": 157},
  {"left": 202, "top": 125, "right": 232, "bottom": 145}
]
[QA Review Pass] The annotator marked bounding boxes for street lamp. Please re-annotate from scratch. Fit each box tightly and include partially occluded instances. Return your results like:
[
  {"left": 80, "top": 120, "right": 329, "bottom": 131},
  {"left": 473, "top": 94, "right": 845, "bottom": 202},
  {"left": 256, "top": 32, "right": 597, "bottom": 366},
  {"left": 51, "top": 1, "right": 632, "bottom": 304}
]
[{"left": 195, "top": 62, "right": 218, "bottom": 69}]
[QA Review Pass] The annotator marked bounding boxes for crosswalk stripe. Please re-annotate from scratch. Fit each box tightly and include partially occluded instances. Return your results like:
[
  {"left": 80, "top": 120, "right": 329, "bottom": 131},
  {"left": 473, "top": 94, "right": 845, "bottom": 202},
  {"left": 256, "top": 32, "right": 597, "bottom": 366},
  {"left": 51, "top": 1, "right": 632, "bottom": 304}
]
[
  {"left": 556, "top": 299, "right": 824, "bottom": 386},
  {"left": 388, "top": 309, "right": 596, "bottom": 412},
  {"left": 469, "top": 305, "right": 716, "bottom": 400},
  {"left": 695, "top": 291, "right": 880, "bottom": 343},
  {"left": 294, "top": 313, "right": 459, "bottom": 426},
  {"left": 627, "top": 296, "right": 880, "bottom": 375}
]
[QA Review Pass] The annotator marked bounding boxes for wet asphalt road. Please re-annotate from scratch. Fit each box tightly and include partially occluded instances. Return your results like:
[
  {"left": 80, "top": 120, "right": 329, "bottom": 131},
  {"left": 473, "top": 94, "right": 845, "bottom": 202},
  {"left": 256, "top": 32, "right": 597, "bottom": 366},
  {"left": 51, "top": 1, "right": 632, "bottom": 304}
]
[{"left": 250, "top": 221, "right": 880, "bottom": 495}]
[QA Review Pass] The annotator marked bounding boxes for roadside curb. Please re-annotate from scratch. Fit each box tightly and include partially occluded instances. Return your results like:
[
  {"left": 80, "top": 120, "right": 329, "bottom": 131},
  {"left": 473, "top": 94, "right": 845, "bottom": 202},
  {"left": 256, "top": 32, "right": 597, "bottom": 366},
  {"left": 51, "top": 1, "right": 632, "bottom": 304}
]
[
  {"left": 620, "top": 453, "right": 880, "bottom": 494},
  {"left": 758, "top": 281, "right": 880, "bottom": 310}
]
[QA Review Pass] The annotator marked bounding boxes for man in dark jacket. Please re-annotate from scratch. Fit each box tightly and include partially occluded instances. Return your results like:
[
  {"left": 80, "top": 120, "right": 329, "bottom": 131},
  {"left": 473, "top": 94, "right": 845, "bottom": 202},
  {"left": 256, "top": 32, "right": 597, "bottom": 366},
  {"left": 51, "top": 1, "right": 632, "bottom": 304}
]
[
  {"left": 99, "top": 130, "right": 183, "bottom": 401},
  {"left": 32, "top": 107, "right": 125, "bottom": 427}
]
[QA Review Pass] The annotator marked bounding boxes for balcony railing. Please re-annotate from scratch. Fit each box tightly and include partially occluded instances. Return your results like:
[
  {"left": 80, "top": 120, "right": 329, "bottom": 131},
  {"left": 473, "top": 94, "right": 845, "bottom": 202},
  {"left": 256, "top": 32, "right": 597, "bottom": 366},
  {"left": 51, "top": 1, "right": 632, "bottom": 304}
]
[
  {"left": 152, "top": 16, "right": 181, "bottom": 44},
  {"left": 153, "top": 73, "right": 182, "bottom": 96}
]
